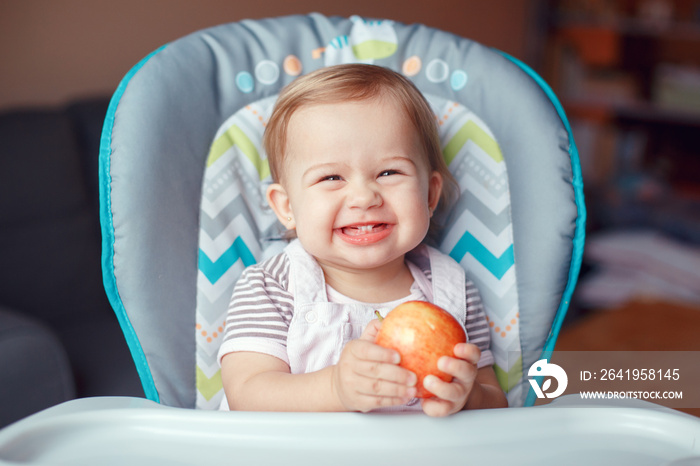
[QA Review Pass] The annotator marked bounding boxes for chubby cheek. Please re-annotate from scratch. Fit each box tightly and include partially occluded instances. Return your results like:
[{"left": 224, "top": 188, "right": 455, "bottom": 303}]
[
  {"left": 414, "top": 210, "right": 433, "bottom": 239},
  {"left": 399, "top": 188, "right": 433, "bottom": 224},
  {"left": 292, "top": 198, "right": 335, "bottom": 238}
]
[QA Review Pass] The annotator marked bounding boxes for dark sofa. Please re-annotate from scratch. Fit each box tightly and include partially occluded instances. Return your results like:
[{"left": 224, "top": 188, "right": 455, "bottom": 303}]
[{"left": 0, "top": 97, "right": 143, "bottom": 428}]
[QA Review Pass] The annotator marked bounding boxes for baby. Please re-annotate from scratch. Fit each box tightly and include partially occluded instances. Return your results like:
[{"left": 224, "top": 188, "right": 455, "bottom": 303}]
[{"left": 218, "top": 64, "right": 507, "bottom": 416}]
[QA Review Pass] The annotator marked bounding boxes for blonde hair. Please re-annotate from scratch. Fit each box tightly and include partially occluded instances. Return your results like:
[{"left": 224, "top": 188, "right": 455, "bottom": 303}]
[{"left": 263, "top": 64, "right": 458, "bottom": 234}]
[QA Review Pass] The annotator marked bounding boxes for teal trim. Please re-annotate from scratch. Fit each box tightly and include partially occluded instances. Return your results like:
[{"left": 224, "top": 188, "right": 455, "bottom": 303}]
[
  {"left": 496, "top": 51, "right": 587, "bottom": 407},
  {"left": 98, "top": 44, "right": 169, "bottom": 404}
]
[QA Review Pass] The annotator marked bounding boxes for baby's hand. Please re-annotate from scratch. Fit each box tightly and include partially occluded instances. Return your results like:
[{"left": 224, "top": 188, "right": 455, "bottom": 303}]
[
  {"left": 332, "top": 319, "right": 417, "bottom": 412},
  {"left": 420, "top": 343, "right": 480, "bottom": 417}
]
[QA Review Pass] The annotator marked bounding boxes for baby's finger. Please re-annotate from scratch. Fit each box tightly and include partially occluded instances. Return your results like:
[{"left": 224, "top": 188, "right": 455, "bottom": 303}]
[
  {"left": 421, "top": 396, "right": 455, "bottom": 417},
  {"left": 354, "top": 359, "right": 417, "bottom": 387},
  {"left": 423, "top": 374, "right": 466, "bottom": 404},
  {"left": 349, "top": 339, "right": 400, "bottom": 365},
  {"left": 355, "top": 374, "right": 417, "bottom": 400},
  {"left": 453, "top": 342, "right": 481, "bottom": 365},
  {"left": 438, "top": 356, "right": 478, "bottom": 385},
  {"left": 359, "top": 319, "right": 382, "bottom": 342}
]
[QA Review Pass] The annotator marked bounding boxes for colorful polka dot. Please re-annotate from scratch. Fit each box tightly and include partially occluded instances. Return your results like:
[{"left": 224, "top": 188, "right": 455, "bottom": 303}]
[
  {"left": 450, "top": 69, "right": 468, "bottom": 91},
  {"left": 486, "top": 312, "right": 519, "bottom": 340},
  {"left": 245, "top": 105, "right": 268, "bottom": 127},
  {"left": 402, "top": 56, "right": 422, "bottom": 77},
  {"left": 426, "top": 59, "right": 449, "bottom": 83},
  {"left": 236, "top": 71, "right": 254, "bottom": 93},
  {"left": 283, "top": 55, "right": 303, "bottom": 76},
  {"left": 255, "top": 60, "right": 280, "bottom": 85}
]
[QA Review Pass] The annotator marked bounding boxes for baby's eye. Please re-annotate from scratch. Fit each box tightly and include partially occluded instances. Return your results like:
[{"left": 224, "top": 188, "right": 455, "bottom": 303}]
[
  {"left": 320, "top": 174, "right": 342, "bottom": 182},
  {"left": 379, "top": 169, "right": 401, "bottom": 177}
]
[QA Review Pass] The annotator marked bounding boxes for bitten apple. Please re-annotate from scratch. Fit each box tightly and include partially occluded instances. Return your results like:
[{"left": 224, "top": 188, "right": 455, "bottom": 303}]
[{"left": 375, "top": 301, "right": 467, "bottom": 398}]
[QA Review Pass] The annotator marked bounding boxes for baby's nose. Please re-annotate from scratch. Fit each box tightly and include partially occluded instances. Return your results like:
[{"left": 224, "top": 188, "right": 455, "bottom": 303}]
[{"left": 347, "top": 182, "right": 382, "bottom": 209}]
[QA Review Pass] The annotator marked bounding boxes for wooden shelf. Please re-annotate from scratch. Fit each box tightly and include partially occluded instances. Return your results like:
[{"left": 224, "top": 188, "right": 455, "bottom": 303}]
[
  {"left": 553, "top": 16, "right": 700, "bottom": 41},
  {"left": 563, "top": 98, "right": 700, "bottom": 127},
  {"left": 539, "top": 0, "right": 700, "bottom": 191}
]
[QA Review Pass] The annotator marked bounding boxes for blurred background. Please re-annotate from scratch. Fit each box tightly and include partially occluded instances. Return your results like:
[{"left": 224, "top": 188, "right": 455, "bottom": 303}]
[{"left": 0, "top": 0, "right": 698, "bottom": 425}]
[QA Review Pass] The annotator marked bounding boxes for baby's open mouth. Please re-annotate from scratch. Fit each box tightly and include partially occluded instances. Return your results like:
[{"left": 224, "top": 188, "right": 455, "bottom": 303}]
[{"left": 341, "top": 223, "right": 388, "bottom": 236}]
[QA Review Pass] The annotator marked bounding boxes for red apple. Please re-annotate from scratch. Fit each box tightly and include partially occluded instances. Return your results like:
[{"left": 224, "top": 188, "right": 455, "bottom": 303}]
[{"left": 375, "top": 301, "right": 466, "bottom": 398}]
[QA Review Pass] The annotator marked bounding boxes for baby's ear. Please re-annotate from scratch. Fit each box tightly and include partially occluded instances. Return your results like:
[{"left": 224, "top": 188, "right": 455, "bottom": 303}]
[
  {"left": 428, "top": 171, "right": 443, "bottom": 216},
  {"left": 266, "top": 183, "right": 296, "bottom": 230}
]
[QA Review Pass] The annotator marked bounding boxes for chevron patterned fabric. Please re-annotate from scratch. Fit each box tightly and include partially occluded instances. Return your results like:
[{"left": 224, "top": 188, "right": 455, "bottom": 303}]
[{"left": 429, "top": 96, "right": 524, "bottom": 404}]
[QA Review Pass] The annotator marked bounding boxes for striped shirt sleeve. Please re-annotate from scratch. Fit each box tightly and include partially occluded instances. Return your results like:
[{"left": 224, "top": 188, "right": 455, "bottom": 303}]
[
  {"left": 465, "top": 279, "right": 495, "bottom": 368},
  {"left": 217, "top": 253, "right": 294, "bottom": 366}
]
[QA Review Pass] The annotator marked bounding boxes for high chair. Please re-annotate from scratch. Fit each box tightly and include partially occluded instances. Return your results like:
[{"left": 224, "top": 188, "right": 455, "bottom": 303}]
[
  {"left": 102, "top": 12, "right": 588, "bottom": 410},
  {"left": 1, "top": 13, "right": 698, "bottom": 466}
]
